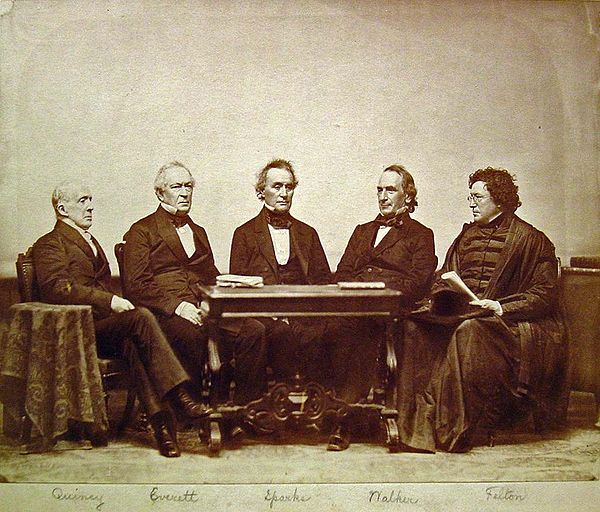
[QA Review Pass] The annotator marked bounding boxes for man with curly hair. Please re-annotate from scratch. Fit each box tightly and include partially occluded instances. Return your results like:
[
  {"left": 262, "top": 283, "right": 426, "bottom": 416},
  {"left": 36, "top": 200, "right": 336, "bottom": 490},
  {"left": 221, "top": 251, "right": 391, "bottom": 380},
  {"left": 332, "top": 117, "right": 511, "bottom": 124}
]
[{"left": 397, "top": 167, "right": 568, "bottom": 453}]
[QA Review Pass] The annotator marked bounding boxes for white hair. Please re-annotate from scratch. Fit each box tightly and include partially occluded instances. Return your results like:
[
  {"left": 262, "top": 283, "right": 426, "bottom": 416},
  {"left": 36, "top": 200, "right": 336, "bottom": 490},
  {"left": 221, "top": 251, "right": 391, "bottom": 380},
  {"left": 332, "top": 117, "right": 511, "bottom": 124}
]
[{"left": 153, "top": 161, "right": 195, "bottom": 195}]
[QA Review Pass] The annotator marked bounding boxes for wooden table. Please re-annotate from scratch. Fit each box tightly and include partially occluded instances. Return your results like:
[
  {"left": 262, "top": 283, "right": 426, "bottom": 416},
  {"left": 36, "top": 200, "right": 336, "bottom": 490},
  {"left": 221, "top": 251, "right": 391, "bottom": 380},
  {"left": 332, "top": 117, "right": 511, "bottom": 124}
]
[
  {"left": 195, "top": 284, "right": 404, "bottom": 453},
  {"left": 0, "top": 303, "right": 109, "bottom": 452}
]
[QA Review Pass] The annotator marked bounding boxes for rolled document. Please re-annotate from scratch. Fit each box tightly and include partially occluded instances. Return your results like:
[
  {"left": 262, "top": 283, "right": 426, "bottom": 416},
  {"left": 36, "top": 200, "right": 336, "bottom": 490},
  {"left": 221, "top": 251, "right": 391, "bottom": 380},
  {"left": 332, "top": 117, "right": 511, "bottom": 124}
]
[
  {"left": 440, "top": 271, "right": 478, "bottom": 301},
  {"left": 216, "top": 274, "right": 264, "bottom": 288}
]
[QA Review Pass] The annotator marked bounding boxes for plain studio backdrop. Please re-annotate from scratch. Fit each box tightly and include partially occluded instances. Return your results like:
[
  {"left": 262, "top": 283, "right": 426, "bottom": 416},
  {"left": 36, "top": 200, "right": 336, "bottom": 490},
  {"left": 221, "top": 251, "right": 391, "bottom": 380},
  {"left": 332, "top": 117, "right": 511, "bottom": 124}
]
[{"left": 0, "top": 0, "right": 598, "bottom": 276}]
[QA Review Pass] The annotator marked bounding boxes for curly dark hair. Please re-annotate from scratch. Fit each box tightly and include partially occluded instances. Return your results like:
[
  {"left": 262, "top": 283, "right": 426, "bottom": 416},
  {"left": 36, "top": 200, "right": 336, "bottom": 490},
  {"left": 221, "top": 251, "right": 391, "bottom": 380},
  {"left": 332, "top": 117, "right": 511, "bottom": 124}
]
[
  {"left": 255, "top": 159, "right": 299, "bottom": 199},
  {"left": 382, "top": 164, "right": 418, "bottom": 213},
  {"left": 468, "top": 166, "right": 521, "bottom": 213}
]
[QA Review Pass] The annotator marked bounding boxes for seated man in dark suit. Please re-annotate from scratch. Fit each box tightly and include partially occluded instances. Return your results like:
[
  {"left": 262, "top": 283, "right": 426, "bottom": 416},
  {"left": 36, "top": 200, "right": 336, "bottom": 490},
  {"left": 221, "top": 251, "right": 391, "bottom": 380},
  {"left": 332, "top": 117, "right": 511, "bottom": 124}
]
[
  {"left": 229, "top": 159, "right": 332, "bottom": 382},
  {"left": 123, "top": 161, "right": 267, "bottom": 409},
  {"left": 327, "top": 164, "right": 437, "bottom": 450},
  {"left": 33, "top": 181, "right": 211, "bottom": 458}
]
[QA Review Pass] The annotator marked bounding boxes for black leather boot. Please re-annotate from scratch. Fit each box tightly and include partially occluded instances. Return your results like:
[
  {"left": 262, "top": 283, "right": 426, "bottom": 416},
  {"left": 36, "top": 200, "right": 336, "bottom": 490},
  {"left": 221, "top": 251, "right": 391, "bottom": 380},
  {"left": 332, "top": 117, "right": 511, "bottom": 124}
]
[
  {"left": 169, "top": 385, "right": 213, "bottom": 419},
  {"left": 150, "top": 413, "right": 180, "bottom": 458}
]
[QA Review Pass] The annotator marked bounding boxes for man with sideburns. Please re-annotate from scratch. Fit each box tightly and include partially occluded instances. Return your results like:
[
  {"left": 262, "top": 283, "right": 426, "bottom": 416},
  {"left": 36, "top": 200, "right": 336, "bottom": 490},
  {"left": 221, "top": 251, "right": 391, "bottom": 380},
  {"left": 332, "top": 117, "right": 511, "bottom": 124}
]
[
  {"left": 229, "top": 159, "right": 331, "bottom": 382},
  {"left": 327, "top": 164, "right": 437, "bottom": 450}
]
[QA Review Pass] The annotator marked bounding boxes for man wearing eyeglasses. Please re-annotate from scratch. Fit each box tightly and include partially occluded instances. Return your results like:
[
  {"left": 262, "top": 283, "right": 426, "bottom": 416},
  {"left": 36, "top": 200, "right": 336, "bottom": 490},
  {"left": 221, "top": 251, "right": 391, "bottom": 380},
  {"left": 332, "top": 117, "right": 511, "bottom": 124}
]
[
  {"left": 397, "top": 166, "right": 568, "bottom": 453},
  {"left": 122, "top": 162, "right": 268, "bottom": 419}
]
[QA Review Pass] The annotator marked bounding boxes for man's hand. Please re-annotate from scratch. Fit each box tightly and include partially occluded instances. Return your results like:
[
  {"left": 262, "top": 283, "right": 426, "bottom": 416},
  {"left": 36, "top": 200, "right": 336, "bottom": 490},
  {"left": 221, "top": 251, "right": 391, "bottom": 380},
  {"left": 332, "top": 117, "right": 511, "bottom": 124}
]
[
  {"left": 111, "top": 295, "right": 135, "bottom": 313},
  {"left": 199, "top": 300, "right": 210, "bottom": 320},
  {"left": 176, "top": 301, "right": 203, "bottom": 326},
  {"left": 469, "top": 299, "right": 503, "bottom": 316}
]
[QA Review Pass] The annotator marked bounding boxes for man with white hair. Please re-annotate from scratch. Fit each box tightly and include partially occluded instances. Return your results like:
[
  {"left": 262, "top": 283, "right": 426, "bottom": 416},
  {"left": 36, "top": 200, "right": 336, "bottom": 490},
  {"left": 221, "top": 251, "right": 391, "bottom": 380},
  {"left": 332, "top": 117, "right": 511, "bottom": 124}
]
[
  {"left": 123, "top": 162, "right": 268, "bottom": 409},
  {"left": 33, "top": 180, "right": 211, "bottom": 458}
]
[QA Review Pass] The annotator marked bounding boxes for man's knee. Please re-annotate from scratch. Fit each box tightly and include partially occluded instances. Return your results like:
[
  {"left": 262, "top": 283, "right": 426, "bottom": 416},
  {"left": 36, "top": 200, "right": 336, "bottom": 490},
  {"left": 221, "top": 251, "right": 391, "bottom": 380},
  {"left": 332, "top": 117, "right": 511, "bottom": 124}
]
[
  {"left": 455, "top": 319, "right": 480, "bottom": 338},
  {"left": 453, "top": 319, "right": 488, "bottom": 359},
  {"left": 237, "top": 319, "right": 266, "bottom": 350},
  {"left": 266, "top": 320, "right": 292, "bottom": 340},
  {"left": 243, "top": 318, "right": 265, "bottom": 338},
  {"left": 133, "top": 306, "right": 162, "bottom": 329}
]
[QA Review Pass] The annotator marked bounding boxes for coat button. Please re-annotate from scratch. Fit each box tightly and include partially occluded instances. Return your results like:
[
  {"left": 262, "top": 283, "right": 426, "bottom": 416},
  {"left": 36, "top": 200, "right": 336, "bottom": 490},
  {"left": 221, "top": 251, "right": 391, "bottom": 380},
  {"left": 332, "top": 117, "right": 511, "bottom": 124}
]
[{"left": 367, "top": 267, "right": 373, "bottom": 273}]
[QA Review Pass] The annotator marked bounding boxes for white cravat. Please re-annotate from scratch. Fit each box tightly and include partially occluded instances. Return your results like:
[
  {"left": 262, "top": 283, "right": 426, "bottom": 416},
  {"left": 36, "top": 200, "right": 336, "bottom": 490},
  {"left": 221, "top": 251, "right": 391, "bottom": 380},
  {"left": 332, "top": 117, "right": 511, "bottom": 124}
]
[
  {"left": 176, "top": 223, "right": 196, "bottom": 258},
  {"left": 160, "top": 203, "right": 196, "bottom": 258},
  {"left": 267, "top": 224, "right": 290, "bottom": 265},
  {"left": 374, "top": 226, "right": 392, "bottom": 247},
  {"left": 82, "top": 231, "right": 98, "bottom": 257}
]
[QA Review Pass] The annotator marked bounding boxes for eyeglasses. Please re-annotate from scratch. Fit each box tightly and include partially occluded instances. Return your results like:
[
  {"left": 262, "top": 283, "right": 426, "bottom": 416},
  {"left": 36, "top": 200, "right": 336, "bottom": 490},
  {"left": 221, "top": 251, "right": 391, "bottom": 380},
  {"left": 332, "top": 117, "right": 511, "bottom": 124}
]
[{"left": 466, "top": 194, "right": 490, "bottom": 205}]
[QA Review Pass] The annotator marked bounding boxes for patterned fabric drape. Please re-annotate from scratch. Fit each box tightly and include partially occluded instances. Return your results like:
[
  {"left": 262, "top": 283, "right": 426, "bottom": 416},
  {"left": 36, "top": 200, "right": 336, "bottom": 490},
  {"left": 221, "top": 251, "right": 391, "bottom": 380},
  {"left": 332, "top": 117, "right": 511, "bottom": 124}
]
[{"left": 0, "top": 303, "right": 108, "bottom": 447}]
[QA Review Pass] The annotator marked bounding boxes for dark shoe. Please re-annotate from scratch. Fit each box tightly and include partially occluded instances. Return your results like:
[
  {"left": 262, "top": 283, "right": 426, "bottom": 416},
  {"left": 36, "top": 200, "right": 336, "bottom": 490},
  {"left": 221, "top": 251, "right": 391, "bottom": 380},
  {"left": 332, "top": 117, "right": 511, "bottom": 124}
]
[
  {"left": 153, "top": 422, "right": 180, "bottom": 458},
  {"left": 327, "top": 426, "right": 350, "bottom": 451},
  {"left": 88, "top": 430, "right": 109, "bottom": 447},
  {"left": 170, "top": 386, "right": 213, "bottom": 419}
]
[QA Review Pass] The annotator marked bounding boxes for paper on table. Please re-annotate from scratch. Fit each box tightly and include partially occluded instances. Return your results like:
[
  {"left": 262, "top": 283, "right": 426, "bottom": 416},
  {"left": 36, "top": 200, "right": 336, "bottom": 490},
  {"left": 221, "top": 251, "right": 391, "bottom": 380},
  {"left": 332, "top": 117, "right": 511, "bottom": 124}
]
[
  {"left": 440, "top": 271, "right": 479, "bottom": 301},
  {"left": 337, "top": 281, "right": 386, "bottom": 289},
  {"left": 216, "top": 274, "right": 264, "bottom": 288}
]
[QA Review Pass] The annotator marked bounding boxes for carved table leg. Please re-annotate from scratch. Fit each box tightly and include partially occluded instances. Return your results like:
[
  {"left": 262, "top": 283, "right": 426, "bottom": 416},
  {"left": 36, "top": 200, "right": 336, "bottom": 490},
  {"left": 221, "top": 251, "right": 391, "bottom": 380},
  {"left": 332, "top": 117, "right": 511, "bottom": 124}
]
[
  {"left": 199, "top": 412, "right": 224, "bottom": 456},
  {"left": 384, "top": 415, "right": 400, "bottom": 453},
  {"left": 380, "top": 318, "right": 400, "bottom": 452}
]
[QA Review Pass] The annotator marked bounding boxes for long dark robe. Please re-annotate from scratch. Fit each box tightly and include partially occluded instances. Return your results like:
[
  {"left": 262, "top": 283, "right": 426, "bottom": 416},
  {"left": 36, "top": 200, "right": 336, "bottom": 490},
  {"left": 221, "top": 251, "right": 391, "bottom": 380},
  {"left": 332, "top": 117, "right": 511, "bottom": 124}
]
[{"left": 397, "top": 214, "right": 568, "bottom": 452}]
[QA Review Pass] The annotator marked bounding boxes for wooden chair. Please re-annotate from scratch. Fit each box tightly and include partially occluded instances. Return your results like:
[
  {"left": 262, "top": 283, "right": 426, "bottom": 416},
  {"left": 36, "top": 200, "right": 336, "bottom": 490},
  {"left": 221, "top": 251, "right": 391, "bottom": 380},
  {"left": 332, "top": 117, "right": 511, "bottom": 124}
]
[{"left": 14, "top": 248, "right": 137, "bottom": 443}]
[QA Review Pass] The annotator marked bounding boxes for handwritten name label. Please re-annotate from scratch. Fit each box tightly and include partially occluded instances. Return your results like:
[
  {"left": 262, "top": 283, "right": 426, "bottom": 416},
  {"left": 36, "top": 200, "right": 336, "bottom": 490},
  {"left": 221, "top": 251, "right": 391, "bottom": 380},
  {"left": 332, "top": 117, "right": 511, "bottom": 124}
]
[
  {"left": 52, "top": 487, "right": 105, "bottom": 511},
  {"left": 485, "top": 486, "right": 526, "bottom": 502},
  {"left": 368, "top": 489, "right": 420, "bottom": 505},
  {"left": 149, "top": 487, "right": 200, "bottom": 504},
  {"left": 264, "top": 488, "right": 311, "bottom": 509}
]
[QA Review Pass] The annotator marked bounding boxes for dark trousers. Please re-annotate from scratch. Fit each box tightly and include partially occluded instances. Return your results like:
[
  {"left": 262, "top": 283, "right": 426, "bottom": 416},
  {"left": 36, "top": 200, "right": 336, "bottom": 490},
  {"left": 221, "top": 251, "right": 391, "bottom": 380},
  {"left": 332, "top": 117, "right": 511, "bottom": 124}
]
[
  {"left": 95, "top": 307, "right": 189, "bottom": 418},
  {"left": 319, "top": 318, "right": 383, "bottom": 404},
  {"left": 259, "top": 318, "right": 330, "bottom": 382},
  {"left": 259, "top": 317, "right": 382, "bottom": 404},
  {"left": 157, "top": 315, "right": 267, "bottom": 405}
]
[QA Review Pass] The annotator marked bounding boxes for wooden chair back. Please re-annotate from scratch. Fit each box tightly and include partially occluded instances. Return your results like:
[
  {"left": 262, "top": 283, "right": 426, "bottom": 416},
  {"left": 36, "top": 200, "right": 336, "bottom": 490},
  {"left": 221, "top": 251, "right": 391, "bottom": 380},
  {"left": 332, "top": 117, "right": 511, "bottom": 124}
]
[{"left": 15, "top": 248, "right": 39, "bottom": 302}]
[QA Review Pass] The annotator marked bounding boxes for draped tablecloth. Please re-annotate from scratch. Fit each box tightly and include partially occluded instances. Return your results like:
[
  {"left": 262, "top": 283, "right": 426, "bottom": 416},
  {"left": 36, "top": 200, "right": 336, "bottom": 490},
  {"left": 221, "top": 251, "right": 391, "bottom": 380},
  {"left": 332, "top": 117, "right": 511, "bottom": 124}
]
[{"left": 0, "top": 303, "right": 108, "bottom": 449}]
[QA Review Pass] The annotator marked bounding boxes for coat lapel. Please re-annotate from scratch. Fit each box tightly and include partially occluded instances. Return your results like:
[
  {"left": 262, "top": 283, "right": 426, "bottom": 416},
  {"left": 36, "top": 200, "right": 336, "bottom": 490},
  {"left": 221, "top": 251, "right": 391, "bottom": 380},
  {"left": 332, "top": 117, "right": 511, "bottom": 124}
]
[
  {"left": 483, "top": 214, "right": 524, "bottom": 299},
  {"left": 289, "top": 219, "right": 310, "bottom": 279},
  {"left": 55, "top": 221, "right": 96, "bottom": 261},
  {"left": 254, "top": 209, "right": 279, "bottom": 278},
  {"left": 90, "top": 233, "right": 110, "bottom": 274},
  {"left": 189, "top": 221, "right": 210, "bottom": 258},
  {"left": 155, "top": 206, "right": 191, "bottom": 263}
]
